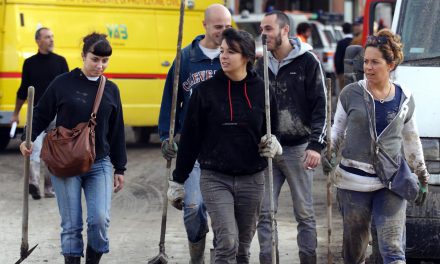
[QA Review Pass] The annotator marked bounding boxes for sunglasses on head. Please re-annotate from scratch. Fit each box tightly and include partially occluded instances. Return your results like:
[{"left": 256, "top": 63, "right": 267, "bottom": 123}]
[{"left": 366, "top": 35, "right": 388, "bottom": 46}]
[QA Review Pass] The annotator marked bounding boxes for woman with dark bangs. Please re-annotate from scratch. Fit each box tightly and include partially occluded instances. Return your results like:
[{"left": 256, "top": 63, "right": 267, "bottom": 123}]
[
  {"left": 20, "top": 33, "right": 126, "bottom": 264},
  {"left": 167, "top": 28, "right": 281, "bottom": 263}
]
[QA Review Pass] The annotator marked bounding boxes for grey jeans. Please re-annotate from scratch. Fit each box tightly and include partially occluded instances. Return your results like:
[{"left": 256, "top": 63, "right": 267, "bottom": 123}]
[
  {"left": 257, "top": 144, "right": 317, "bottom": 263},
  {"left": 200, "top": 169, "right": 265, "bottom": 264}
]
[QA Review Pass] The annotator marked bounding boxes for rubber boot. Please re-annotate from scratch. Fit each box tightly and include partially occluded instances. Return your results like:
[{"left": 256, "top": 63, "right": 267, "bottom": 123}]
[
  {"left": 85, "top": 245, "right": 103, "bottom": 264},
  {"left": 299, "top": 252, "right": 317, "bottom": 264},
  {"left": 189, "top": 236, "right": 205, "bottom": 264},
  {"left": 64, "top": 256, "right": 81, "bottom": 264}
]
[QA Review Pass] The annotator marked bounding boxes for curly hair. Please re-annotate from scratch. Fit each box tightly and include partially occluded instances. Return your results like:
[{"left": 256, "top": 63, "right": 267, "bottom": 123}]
[{"left": 366, "top": 29, "right": 404, "bottom": 70}]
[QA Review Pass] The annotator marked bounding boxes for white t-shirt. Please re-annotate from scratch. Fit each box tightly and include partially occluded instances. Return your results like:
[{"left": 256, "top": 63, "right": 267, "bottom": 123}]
[{"left": 199, "top": 43, "right": 220, "bottom": 60}]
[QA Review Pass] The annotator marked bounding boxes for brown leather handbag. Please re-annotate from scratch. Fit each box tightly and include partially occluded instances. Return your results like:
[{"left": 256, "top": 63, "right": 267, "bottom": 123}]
[{"left": 41, "top": 76, "right": 106, "bottom": 177}]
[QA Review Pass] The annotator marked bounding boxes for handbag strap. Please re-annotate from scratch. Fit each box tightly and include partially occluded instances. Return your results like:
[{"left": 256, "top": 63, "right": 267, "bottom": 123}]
[
  {"left": 90, "top": 76, "right": 106, "bottom": 120},
  {"left": 362, "top": 85, "right": 377, "bottom": 143}
]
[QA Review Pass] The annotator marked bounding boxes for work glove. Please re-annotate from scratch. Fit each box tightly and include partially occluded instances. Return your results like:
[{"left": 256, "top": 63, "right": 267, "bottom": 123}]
[
  {"left": 167, "top": 180, "right": 184, "bottom": 210},
  {"left": 414, "top": 170, "right": 429, "bottom": 206},
  {"left": 161, "top": 139, "right": 178, "bottom": 161},
  {"left": 414, "top": 181, "right": 428, "bottom": 206},
  {"left": 258, "top": 134, "right": 283, "bottom": 158},
  {"left": 322, "top": 152, "right": 337, "bottom": 174}
]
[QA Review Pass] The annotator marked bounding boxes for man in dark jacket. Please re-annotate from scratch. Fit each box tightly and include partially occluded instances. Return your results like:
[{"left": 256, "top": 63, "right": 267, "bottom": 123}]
[
  {"left": 334, "top": 22, "right": 353, "bottom": 89},
  {"left": 12, "top": 27, "right": 69, "bottom": 199},
  {"left": 256, "top": 10, "right": 327, "bottom": 264},
  {"left": 158, "top": 4, "right": 231, "bottom": 262}
]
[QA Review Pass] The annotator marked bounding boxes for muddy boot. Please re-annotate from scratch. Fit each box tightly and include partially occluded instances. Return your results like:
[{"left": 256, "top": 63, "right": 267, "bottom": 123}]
[
  {"left": 299, "top": 252, "right": 317, "bottom": 264},
  {"left": 64, "top": 256, "right": 81, "bottom": 264},
  {"left": 85, "top": 245, "right": 102, "bottom": 264},
  {"left": 189, "top": 237, "right": 205, "bottom": 264}
]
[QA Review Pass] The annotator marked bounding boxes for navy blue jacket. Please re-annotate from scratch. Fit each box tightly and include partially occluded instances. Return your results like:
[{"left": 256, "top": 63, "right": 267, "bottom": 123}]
[
  {"left": 158, "top": 35, "right": 221, "bottom": 140},
  {"left": 334, "top": 37, "right": 353, "bottom": 75}
]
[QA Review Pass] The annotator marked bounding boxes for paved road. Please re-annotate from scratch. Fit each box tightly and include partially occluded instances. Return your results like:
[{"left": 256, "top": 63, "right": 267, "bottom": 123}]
[{"left": 0, "top": 130, "right": 345, "bottom": 263}]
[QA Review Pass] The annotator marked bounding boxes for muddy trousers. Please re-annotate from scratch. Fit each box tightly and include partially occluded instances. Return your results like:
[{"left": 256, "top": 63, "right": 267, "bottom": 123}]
[
  {"left": 29, "top": 131, "right": 53, "bottom": 194},
  {"left": 337, "top": 188, "right": 406, "bottom": 264},
  {"left": 184, "top": 162, "right": 209, "bottom": 263},
  {"left": 257, "top": 144, "right": 317, "bottom": 264},
  {"left": 200, "top": 169, "right": 265, "bottom": 264},
  {"left": 51, "top": 157, "right": 113, "bottom": 257},
  {"left": 184, "top": 161, "right": 209, "bottom": 243}
]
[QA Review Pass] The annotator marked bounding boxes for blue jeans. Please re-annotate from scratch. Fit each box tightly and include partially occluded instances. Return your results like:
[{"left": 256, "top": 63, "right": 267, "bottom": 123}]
[
  {"left": 51, "top": 157, "right": 113, "bottom": 257},
  {"left": 200, "top": 169, "right": 265, "bottom": 263},
  {"left": 257, "top": 144, "right": 317, "bottom": 263},
  {"left": 183, "top": 161, "right": 209, "bottom": 243},
  {"left": 337, "top": 188, "right": 406, "bottom": 264}
]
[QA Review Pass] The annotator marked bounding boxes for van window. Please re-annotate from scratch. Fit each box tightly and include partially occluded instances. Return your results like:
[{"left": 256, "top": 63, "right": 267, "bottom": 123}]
[
  {"left": 323, "top": 29, "right": 336, "bottom": 44},
  {"left": 311, "top": 24, "right": 323, "bottom": 49},
  {"left": 398, "top": 0, "right": 440, "bottom": 66}
]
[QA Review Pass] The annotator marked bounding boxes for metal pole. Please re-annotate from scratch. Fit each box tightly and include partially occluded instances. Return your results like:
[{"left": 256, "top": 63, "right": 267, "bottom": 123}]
[
  {"left": 149, "top": 1, "right": 185, "bottom": 263},
  {"left": 325, "top": 78, "right": 333, "bottom": 264},
  {"left": 262, "top": 34, "right": 277, "bottom": 264}
]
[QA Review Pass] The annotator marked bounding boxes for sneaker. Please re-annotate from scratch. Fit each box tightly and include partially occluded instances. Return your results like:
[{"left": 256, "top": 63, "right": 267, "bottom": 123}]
[{"left": 29, "top": 184, "right": 41, "bottom": 200}]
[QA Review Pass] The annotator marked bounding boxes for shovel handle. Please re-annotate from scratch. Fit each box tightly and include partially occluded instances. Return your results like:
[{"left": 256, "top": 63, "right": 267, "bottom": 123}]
[{"left": 21, "top": 86, "right": 34, "bottom": 258}]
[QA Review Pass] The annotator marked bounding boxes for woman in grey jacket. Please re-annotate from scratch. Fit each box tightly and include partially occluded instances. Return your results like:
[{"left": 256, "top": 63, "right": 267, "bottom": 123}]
[{"left": 324, "top": 29, "right": 429, "bottom": 264}]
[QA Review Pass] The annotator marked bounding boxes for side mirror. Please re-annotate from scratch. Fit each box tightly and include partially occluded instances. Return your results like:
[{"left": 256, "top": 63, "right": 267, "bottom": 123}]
[{"left": 344, "top": 45, "right": 364, "bottom": 85}]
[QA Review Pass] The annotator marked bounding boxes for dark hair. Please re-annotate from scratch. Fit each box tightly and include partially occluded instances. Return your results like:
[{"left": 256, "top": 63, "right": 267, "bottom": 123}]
[
  {"left": 265, "top": 10, "right": 290, "bottom": 30},
  {"left": 342, "top": 22, "right": 352, "bottom": 34},
  {"left": 222, "top": 28, "right": 255, "bottom": 70},
  {"left": 35, "top": 27, "right": 50, "bottom": 40},
  {"left": 365, "top": 29, "right": 403, "bottom": 70},
  {"left": 296, "top": 22, "right": 311, "bottom": 35},
  {"left": 82, "top": 33, "right": 112, "bottom": 57}
]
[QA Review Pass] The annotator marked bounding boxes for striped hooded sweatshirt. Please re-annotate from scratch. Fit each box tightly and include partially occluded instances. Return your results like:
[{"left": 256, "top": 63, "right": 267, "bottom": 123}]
[{"left": 255, "top": 38, "right": 327, "bottom": 153}]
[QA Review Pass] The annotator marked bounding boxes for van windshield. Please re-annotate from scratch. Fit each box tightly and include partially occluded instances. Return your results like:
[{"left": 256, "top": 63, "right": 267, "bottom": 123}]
[
  {"left": 398, "top": 0, "right": 440, "bottom": 66},
  {"left": 235, "top": 22, "right": 260, "bottom": 38}
]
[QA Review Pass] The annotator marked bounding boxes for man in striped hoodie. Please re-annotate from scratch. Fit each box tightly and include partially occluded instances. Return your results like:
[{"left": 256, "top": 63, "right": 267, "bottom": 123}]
[{"left": 255, "top": 10, "right": 327, "bottom": 264}]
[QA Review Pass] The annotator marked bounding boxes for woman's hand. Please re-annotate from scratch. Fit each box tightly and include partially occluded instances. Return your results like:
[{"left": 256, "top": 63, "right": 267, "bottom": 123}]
[
  {"left": 114, "top": 174, "right": 124, "bottom": 193},
  {"left": 19, "top": 142, "right": 33, "bottom": 156},
  {"left": 303, "top": 149, "right": 321, "bottom": 169}
]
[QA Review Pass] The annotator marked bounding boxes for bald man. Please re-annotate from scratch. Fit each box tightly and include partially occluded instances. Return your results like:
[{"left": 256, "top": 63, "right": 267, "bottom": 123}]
[{"left": 158, "top": 4, "right": 232, "bottom": 263}]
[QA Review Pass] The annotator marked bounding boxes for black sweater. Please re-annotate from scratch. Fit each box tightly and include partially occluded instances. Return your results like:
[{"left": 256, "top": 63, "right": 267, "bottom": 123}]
[
  {"left": 17, "top": 52, "right": 69, "bottom": 104},
  {"left": 32, "top": 68, "right": 127, "bottom": 174},
  {"left": 173, "top": 70, "right": 278, "bottom": 184}
]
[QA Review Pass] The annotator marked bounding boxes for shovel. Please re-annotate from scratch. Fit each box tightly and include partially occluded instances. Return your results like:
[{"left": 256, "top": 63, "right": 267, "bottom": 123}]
[
  {"left": 262, "top": 34, "right": 277, "bottom": 264},
  {"left": 325, "top": 78, "right": 333, "bottom": 264},
  {"left": 15, "top": 86, "right": 38, "bottom": 264},
  {"left": 148, "top": 0, "right": 185, "bottom": 263}
]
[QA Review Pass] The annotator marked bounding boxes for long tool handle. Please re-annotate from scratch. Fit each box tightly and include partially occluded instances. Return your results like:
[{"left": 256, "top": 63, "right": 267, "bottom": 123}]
[
  {"left": 262, "top": 34, "right": 277, "bottom": 264},
  {"left": 21, "top": 86, "right": 35, "bottom": 259},
  {"left": 325, "top": 78, "right": 333, "bottom": 264},
  {"left": 159, "top": 0, "right": 186, "bottom": 254}
]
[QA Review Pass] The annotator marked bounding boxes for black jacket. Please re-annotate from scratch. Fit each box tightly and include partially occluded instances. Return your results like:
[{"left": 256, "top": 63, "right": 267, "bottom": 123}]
[
  {"left": 32, "top": 68, "right": 127, "bottom": 174},
  {"left": 255, "top": 43, "right": 327, "bottom": 152},
  {"left": 173, "top": 69, "right": 278, "bottom": 183}
]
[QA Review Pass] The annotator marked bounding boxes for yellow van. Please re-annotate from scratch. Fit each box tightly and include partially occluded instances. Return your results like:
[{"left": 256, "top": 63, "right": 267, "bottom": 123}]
[{"left": 0, "top": 0, "right": 223, "bottom": 149}]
